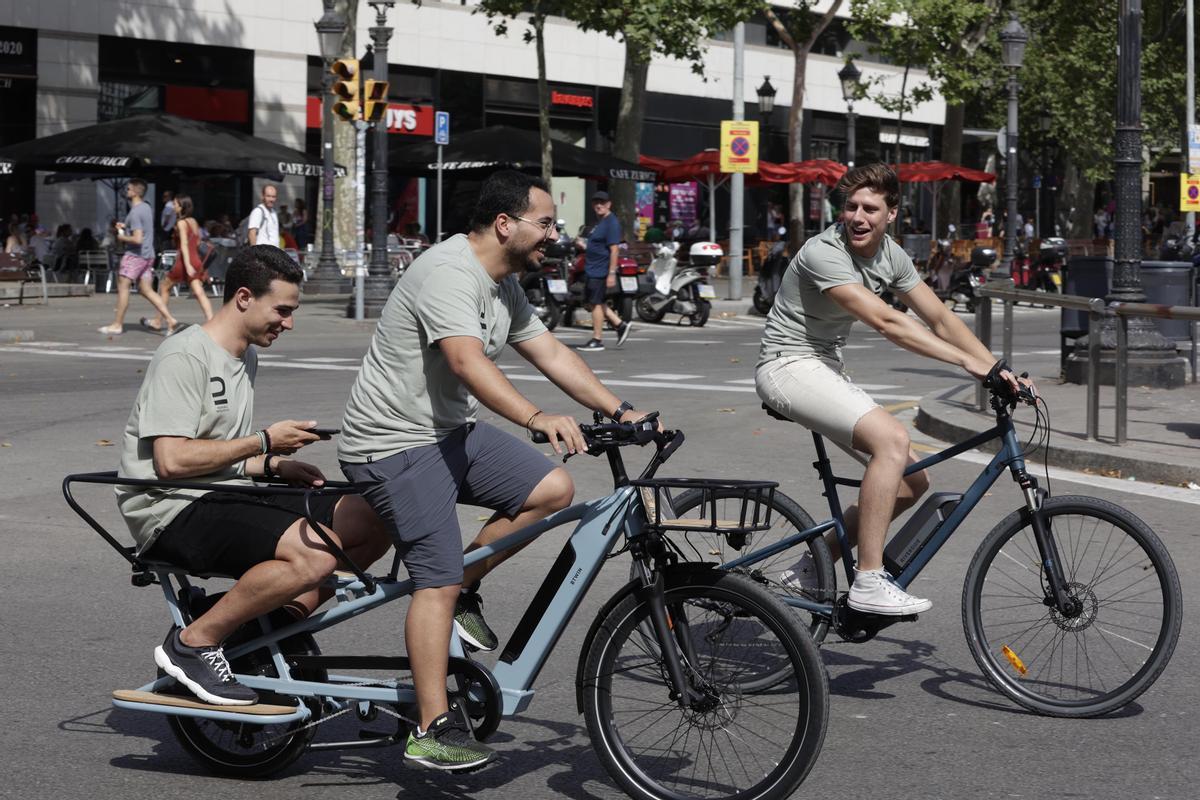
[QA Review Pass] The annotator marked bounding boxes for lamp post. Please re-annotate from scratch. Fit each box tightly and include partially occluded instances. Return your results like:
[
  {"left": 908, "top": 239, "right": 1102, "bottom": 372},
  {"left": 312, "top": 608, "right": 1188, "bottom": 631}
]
[
  {"left": 1037, "top": 112, "right": 1051, "bottom": 239},
  {"left": 358, "top": 0, "right": 395, "bottom": 319},
  {"left": 997, "top": 13, "right": 1026, "bottom": 280},
  {"left": 307, "top": 0, "right": 348, "bottom": 294},
  {"left": 1065, "top": 0, "right": 1184, "bottom": 387},
  {"left": 757, "top": 76, "right": 776, "bottom": 240},
  {"left": 838, "top": 60, "right": 861, "bottom": 168}
]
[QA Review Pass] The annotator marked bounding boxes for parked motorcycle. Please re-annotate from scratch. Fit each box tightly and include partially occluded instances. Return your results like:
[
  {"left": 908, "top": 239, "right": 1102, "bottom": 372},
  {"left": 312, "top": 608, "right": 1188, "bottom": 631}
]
[
  {"left": 753, "top": 240, "right": 789, "bottom": 315},
  {"left": 561, "top": 250, "right": 644, "bottom": 328},
  {"left": 926, "top": 245, "right": 991, "bottom": 312},
  {"left": 521, "top": 220, "right": 571, "bottom": 330},
  {"left": 636, "top": 241, "right": 721, "bottom": 326}
]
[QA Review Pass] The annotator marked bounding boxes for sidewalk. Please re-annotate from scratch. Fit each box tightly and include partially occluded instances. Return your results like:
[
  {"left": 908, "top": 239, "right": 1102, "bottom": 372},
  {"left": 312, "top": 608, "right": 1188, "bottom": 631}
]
[{"left": 915, "top": 380, "right": 1200, "bottom": 486}]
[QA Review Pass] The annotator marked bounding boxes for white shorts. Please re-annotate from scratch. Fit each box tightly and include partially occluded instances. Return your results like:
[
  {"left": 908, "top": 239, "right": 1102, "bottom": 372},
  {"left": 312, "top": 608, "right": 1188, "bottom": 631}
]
[{"left": 755, "top": 355, "right": 878, "bottom": 463}]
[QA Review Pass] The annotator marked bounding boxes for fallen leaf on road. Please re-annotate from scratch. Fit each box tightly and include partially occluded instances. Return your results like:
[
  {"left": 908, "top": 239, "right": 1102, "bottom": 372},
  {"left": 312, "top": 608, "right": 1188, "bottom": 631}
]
[
  {"left": 709, "top": 549, "right": 721, "bottom": 555},
  {"left": 1, "top": 442, "right": 11, "bottom": 448},
  {"left": 729, "top": 357, "right": 740, "bottom": 363},
  {"left": 717, "top": 311, "right": 737, "bottom": 319},
  {"left": 718, "top": 408, "right": 736, "bottom": 413},
  {"left": 95, "top": 439, "right": 114, "bottom": 447}
]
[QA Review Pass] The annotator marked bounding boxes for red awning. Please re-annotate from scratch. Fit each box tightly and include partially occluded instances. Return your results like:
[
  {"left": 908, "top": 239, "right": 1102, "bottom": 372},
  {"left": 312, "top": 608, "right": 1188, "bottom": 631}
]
[{"left": 894, "top": 161, "right": 995, "bottom": 183}]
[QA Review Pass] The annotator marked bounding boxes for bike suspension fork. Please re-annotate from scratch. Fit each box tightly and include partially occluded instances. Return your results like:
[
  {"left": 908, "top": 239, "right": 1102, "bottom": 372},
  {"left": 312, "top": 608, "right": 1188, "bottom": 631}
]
[
  {"left": 631, "top": 554, "right": 693, "bottom": 709},
  {"left": 1015, "top": 469, "right": 1076, "bottom": 614}
]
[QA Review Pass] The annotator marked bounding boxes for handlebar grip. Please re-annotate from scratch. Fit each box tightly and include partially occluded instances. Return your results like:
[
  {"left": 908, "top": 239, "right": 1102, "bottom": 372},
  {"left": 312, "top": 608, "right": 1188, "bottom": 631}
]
[{"left": 529, "top": 430, "right": 550, "bottom": 444}]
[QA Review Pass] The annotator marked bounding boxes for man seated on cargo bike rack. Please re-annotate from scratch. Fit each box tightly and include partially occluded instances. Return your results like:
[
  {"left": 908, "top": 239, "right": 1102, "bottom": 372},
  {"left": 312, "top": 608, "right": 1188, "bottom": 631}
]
[
  {"left": 755, "top": 163, "right": 1034, "bottom": 615},
  {"left": 114, "top": 245, "right": 392, "bottom": 707},
  {"left": 338, "top": 170, "right": 657, "bottom": 772}
]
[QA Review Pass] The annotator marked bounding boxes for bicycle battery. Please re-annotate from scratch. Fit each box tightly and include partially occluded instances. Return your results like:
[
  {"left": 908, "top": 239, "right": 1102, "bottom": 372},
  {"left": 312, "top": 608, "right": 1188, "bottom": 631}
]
[{"left": 883, "top": 492, "right": 963, "bottom": 575}]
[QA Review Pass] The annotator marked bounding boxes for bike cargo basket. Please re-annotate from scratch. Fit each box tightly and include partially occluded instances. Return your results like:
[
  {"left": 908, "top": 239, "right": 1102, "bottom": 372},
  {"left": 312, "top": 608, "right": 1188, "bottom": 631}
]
[{"left": 629, "top": 477, "right": 778, "bottom": 535}]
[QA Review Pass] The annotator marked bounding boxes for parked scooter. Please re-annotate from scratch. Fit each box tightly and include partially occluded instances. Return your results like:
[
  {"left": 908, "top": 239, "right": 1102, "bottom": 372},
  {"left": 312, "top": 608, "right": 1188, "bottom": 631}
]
[
  {"left": 1033, "top": 237, "right": 1066, "bottom": 294},
  {"left": 753, "top": 239, "right": 789, "bottom": 315},
  {"left": 521, "top": 220, "right": 571, "bottom": 330},
  {"left": 925, "top": 244, "right": 990, "bottom": 312},
  {"left": 561, "top": 249, "right": 644, "bottom": 328},
  {"left": 636, "top": 241, "right": 721, "bottom": 326}
]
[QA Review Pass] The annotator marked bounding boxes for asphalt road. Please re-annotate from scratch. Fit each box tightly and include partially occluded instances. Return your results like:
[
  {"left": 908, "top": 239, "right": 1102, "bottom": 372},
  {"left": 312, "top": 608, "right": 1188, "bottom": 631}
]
[{"left": 1, "top": 296, "right": 1196, "bottom": 800}]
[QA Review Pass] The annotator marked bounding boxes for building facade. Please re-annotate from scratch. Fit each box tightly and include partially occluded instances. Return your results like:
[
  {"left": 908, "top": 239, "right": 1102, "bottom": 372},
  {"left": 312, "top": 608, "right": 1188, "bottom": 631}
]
[{"left": 0, "top": 0, "right": 945, "bottom": 242}]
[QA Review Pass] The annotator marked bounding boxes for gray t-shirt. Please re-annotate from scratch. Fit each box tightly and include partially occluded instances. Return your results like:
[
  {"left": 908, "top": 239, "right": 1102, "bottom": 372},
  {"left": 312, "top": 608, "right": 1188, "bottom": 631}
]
[
  {"left": 116, "top": 326, "right": 258, "bottom": 553},
  {"left": 339, "top": 234, "right": 546, "bottom": 463},
  {"left": 124, "top": 201, "right": 155, "bottom": 259},
  {"left": 759, "top": 223, "right": 921, "bottom": 364}
]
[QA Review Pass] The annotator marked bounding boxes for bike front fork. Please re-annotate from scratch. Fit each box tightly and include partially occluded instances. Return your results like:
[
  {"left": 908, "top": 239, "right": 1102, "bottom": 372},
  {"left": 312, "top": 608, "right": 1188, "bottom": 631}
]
[{"left": 1020, "top": 480, "right": 1080, "bottom": 617}]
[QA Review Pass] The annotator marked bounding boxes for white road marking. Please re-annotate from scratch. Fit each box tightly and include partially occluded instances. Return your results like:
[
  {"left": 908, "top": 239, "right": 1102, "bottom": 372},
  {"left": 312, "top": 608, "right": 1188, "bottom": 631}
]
[
  {"left": 294, "top": 357, "right": 359, "bottom": 363},
  {"left": 725, "top": 378, "right": 757, "bottom": 385},
  {"left": 78, "top": 345, "right": 146, "bottom": 352},
  {"left": 630, "top": 373, "right": 704, "bottom": 381},
  {"left": 13, "top": 341, "right": 78, "bottom": 347},
  {"left": 666, "top": 339, "right": 723, "bottom": 344}
]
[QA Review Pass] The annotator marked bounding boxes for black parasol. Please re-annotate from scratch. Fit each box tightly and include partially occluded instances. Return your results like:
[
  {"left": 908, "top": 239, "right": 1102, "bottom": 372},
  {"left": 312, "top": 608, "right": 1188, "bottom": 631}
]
[{"left": 389, "top": 125, "right": 657, "bottom": 182}]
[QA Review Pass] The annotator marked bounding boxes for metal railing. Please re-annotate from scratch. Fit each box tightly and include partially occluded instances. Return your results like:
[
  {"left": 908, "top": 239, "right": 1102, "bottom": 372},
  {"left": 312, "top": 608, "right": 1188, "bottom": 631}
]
[{"left": 975, "top": 282, "right": 1200, "bottom": 444}]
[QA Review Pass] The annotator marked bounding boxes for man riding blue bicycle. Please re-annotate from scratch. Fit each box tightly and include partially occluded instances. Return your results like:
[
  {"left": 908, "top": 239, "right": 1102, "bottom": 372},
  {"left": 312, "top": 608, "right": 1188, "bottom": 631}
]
[
  {"left": 756, "top": 163, "right": 1033, "bottom": 616},
  {"left": 339, "top": 170, "right": 655, "bottom": 771}
]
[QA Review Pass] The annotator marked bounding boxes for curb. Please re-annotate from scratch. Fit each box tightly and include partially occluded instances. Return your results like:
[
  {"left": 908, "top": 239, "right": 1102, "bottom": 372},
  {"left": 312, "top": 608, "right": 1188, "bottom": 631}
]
[{"left": 915, "top": 386, "right": 1199, "bottom": 487}]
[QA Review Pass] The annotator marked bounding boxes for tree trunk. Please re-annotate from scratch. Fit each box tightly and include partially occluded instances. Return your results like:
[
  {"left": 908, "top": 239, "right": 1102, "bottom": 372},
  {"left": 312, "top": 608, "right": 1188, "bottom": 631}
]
[
  {"left": 613, "top": 44, "right": 649, "bottom": 239},
  {"left": 331, "top": 0, "right": 358, "bottom": 257},
  {"left": 787, "top": 45, "right": 808, "bottom": 252},
  {"left": 938, "top": 102, "right": 965, "bottom": 238},
  {"left": 1059, "top": 155, "right": 1096, "bottom": 240},
  {"left": 534, "top": 11, "right": 552, "bottom": 191}
]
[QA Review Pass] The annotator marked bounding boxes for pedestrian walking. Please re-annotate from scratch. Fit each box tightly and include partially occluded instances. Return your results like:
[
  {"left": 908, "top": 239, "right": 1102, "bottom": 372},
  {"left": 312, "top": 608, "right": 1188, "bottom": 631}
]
[
  {"left": 572, "top": 190, "right": 631, "bottom": 352},
  {"left": 246, "top": 184, "right": 280, "bottom": 248},
  {"left": 145, "top": 193, "right": 214, "bottom": 331},
  {"left": 160, "top": 190, "right": 177, "bottom": 247},
  {"left": 98, "top": 178, "right": 177, "bottom": 336},
  {"left": 292, "top": 198, "right": 310, "bottom": 249}
]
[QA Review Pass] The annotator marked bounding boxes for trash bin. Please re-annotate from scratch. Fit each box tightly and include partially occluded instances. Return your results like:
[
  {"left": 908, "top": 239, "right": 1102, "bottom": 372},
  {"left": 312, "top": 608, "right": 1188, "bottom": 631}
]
[
  {"left": 1060, "top": 256, "right": 1112, "bottom": 368},
  {"left": 1139, "top": 261, "right": 1194, "bottom": 341}
]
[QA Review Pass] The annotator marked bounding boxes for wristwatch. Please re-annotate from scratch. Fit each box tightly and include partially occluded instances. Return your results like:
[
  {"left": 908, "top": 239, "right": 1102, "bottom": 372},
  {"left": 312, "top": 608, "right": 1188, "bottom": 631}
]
[{"left": 610, "top": 400, "right": 634, "bottom": 421}]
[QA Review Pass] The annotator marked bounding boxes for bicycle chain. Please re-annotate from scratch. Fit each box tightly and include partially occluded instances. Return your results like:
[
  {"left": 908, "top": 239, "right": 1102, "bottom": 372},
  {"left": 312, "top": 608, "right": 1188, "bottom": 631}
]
[{"left": 256, "top": 677, "right": 413, "bottom": 750}]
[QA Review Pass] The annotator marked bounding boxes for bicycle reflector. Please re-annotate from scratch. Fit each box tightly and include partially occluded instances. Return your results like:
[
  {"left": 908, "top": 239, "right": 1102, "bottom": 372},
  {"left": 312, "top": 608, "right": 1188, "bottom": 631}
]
[
  {"left": 330, "top": 58, "right": 361, "bottom": 121},
  {"left": 1001, "top": 645, "right": 1028, "bottom": 676},
  {"left": 362, "top": 79, "right": 390, "bottom": 124}
]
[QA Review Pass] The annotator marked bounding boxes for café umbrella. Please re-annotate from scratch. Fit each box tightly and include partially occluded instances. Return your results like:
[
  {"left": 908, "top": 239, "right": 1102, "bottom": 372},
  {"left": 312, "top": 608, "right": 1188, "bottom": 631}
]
[{"left": 0, "top": 113, "right": 340, "bottom": 179}]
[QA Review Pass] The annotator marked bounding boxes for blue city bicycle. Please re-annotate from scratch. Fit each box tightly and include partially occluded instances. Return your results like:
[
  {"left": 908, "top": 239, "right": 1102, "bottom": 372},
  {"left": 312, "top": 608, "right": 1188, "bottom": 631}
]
[
  {"left": 65, "top": 415, "right": 829, "bottom": 800},
  {"left": 646, "top": 383, "right": 1183, "bottom": 718}
]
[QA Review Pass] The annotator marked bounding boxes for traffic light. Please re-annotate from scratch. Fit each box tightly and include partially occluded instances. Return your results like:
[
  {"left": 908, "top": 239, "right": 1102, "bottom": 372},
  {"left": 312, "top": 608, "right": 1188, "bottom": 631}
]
[
  {"left": 362, "top": 80, "right": 390, "bottom": 124},
  {"left": 330, "top": 58, "right": 361, "bottom": 122}
]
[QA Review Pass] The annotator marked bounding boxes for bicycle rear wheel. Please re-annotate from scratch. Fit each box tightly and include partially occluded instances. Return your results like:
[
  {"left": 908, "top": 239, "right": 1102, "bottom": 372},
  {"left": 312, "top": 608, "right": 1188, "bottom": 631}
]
[
  {"left": 661, "top": 488, "right": 836, "bottom": 643},
  {"left": 582, "top": 568, "right": 828, "bottom": 800},
  {"left": 962, "top": 496, "right": 1182, "bottom": 718}
]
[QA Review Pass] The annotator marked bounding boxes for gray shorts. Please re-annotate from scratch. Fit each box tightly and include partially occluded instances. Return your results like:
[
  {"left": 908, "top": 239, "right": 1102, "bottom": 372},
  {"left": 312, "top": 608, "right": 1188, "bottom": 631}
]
[{"left": 340, "top": 422, "right": 555, "bottom": 589}]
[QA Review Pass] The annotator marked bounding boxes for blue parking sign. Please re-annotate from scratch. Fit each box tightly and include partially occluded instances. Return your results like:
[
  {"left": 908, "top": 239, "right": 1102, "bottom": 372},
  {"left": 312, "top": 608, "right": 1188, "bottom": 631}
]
[{"left": 435, "top": 111, "right": 450, "bottom": 146}]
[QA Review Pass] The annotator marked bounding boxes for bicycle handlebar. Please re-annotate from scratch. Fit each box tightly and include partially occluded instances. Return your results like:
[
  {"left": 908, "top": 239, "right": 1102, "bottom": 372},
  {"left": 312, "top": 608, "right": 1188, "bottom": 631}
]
[{"left": 982, "top": 359, "right": 1037, "bottom": 411}]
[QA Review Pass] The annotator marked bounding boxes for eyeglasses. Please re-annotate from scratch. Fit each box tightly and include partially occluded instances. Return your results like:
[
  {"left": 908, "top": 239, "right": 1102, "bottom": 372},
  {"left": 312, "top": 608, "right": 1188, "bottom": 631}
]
[{"left": 511, "top": 215, "right": 557, "bottom": 238}]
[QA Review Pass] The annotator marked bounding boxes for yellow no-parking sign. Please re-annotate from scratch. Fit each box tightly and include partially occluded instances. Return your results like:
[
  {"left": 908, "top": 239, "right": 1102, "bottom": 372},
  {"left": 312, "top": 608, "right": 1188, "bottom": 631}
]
[
  {"left": 1181, "top": 173, "right": 1200, "bottom": 212},
  {"left": 720, "top": 120, "right": 759, "bottom": 174}
]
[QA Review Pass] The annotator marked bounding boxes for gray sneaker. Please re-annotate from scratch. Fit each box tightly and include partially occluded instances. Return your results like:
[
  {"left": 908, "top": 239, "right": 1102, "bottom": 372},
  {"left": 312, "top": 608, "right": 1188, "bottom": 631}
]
[
  {"left": 848, "top": 568, "right": 932, "bottom": 615},
  {"left": 576, "top": 338, "right": 605, "bottom": 352},
  {"left": 616, "top": 321, "right": 633, "bottom": 347},
  {"left": 154, "top": 628, "right": 259, "bottom": 706},
  {"left": 454, "top": 591, "right": 498, "bottom": 652}
]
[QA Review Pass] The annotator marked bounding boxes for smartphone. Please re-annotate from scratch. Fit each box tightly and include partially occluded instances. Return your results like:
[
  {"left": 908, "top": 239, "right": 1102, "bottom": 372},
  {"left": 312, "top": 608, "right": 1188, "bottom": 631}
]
[{"left": 308, "top": 427, "right": 341, "bottom": 439}]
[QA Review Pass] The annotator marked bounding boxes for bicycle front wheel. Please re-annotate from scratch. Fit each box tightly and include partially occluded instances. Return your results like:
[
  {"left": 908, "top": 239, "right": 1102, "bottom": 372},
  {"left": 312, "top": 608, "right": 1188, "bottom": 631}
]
[
  {"left": 582, "top": 568, "right": 828, "bottom": 800},
  {"left": 962, "top": 495, "right": 1182, "bottom": 718}
]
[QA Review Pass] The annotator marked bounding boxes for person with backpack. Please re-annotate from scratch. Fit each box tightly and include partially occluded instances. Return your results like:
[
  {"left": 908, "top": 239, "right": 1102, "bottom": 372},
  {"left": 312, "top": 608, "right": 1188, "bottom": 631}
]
[
  {"left": 244, "top": 184, "right": 280, "bottom": 248},
  {"left": 144, "top": 194, "right": 215, "bottom": 332}
]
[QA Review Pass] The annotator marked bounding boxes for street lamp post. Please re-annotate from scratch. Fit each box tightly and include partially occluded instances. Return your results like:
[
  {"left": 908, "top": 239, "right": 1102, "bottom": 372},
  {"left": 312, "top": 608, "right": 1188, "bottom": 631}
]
[
  {"left": 1065, "top": 0, "right": 1184, "bottom": 387},
  {"left": 307, "top": 0, "right": 349, "bottom": 294},
  {"left": 837, "top": 60, "right": 860, "bottom": 168},
  {"left": 358, "top": 0, "right": 395, "bottom": 319},
  {"left": 757, "top": 76, "right": 776, "bottom": 240},
  {"left": 997, "top": 13, "right": 1026, "bottom": 280}
]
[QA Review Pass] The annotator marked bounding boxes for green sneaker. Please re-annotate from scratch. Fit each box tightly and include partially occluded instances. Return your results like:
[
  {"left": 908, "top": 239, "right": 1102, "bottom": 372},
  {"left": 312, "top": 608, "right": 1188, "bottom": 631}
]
[
  {"left": 405, "top": 711, "right": 495, "bottom": 771},
  {"left": 454, "top": 590, "right": 498, "bottom": 652}
]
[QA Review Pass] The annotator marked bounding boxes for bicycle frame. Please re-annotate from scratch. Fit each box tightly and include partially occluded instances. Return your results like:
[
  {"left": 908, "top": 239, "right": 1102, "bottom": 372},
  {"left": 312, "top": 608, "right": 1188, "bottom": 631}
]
[{"left": 720, "top": 399, "right": 1066, "bottom": 618}]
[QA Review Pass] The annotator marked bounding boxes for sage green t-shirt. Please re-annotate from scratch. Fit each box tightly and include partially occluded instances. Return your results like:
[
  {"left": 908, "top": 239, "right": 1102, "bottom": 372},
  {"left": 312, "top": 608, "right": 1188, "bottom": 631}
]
[
  {"left": 339, "top": 234, "right": 547, "bottom": 463},
  {"left": 116, "top": 325, "right": 258, "bottom": 554},
  {"left": 758, "top": 222, "right": 921, "bottom": 364}
]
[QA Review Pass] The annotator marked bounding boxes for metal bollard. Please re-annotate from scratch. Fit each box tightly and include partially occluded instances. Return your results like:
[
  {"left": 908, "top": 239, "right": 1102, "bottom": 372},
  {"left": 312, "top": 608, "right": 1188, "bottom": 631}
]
[
  {"left": 975, "top": 296, "right": 992, "bottom": 411},
  {"left": 1115, "top": 314, "right": 1128, "bottom": 445},
  {"left": 1086, "top": 311, "right": 1101, "bottom": 441}
]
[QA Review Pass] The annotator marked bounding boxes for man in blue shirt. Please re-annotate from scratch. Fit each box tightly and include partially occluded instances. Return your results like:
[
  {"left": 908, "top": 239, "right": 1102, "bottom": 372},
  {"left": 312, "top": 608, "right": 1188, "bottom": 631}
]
[{"left": 574, "top": 191, "right": 631, "bottom": 351}]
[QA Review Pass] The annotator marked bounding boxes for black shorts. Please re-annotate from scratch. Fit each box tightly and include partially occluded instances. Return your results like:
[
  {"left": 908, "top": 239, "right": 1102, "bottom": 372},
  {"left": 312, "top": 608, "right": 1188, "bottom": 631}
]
[
  {"left": 584, "top": 276, "right": 608, "bottom": 306},
  {"left": 341, "top": 422, "right": 555, "bottom": 590},
  {"left": 145, "top": 492, "right": 340, "bottom": 577}
]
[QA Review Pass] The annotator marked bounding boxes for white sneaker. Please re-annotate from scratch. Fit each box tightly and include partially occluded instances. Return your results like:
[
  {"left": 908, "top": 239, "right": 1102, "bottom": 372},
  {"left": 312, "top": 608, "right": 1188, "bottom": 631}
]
[
  {"left": 848, "top": 568, "right": 932, "bottom": 615},
  {"left": 779, "top": 552, "right": 818, "bottom": 592}
]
